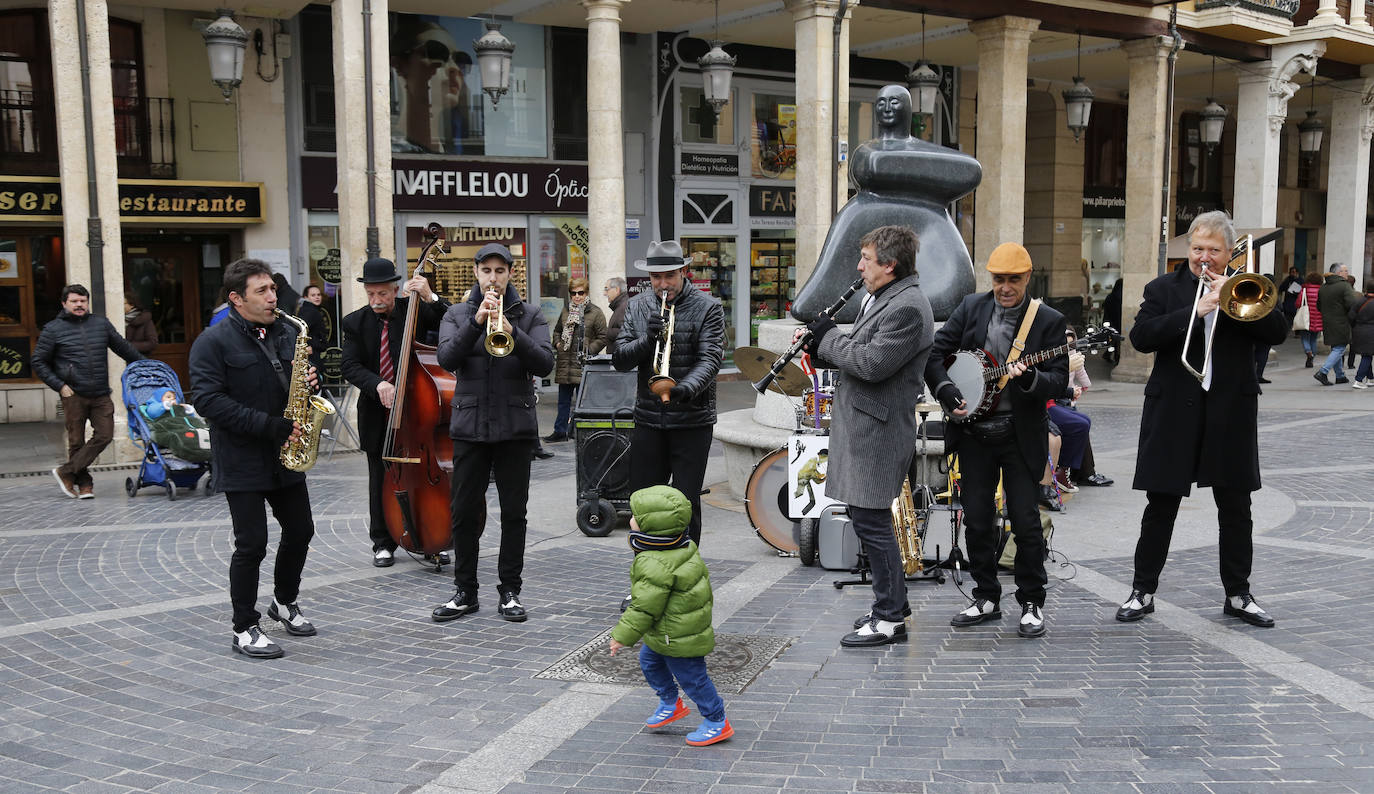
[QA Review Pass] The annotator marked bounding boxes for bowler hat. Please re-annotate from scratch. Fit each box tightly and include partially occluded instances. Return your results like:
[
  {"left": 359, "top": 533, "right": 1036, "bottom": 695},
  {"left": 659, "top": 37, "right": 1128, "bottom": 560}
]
[
  {"left": 635, "top": 240, "right": 690, "bottom": 273},
  {"left": 986, "top": 242, "right": 1033, "bottom": 275},
  {"left": 475, "top": 242, "right": 514, "bottom": 265},
  {"left": 357, "top": 257, "right": 402, "bottom": 284}
]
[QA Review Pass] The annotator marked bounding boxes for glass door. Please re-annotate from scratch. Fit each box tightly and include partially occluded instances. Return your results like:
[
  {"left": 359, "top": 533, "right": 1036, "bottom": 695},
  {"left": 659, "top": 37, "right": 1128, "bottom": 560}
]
[
  {"left": 123, "top": 241, "right": 203, "bottom": 387},
  {"left": 748, "top": 230, "right": 796, "bottom": 346}
]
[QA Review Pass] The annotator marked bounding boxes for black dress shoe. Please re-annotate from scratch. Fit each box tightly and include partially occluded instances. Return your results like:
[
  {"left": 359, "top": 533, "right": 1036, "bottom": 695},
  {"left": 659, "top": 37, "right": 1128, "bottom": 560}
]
[
  {"left": 1080, "top": 473, "right": 1114, "bottom": 487},
  {"left": 1017, "top": 603, "right": 1046, "bottom": 638},
  {"left": 1223, "top": 593, "right": 1275, "bottom": 627},
  {"left": 1115, "top": 589, "right": 1155, "bottom": 622},
  {"left": 1315, "top": 371, "right": 1332, "bottom": 386},
  {"left": 373, "top": 549, "right": 395, "bottom": 567},
  {"left": 232, "top": 624, "right": 284, "bottom": 659},
  {"left": 532, "top": 448, "right": 555, "bottom": 460},
  {"left": 432, "top": 590, "right": 479, "bottom": 622},
  {"left": 497, "top": 589, "right": 528, "bottom": 622},
  {"left": 853, "top": 603, "right": 912, "bottom": 629},
  {"left": 543, "top": 432, "right": 569, "bottom": 443},
  {"left": 1335, "top": 376, "right": 1350, "bottom": 385},
  {"left": 267, "top": 600, "right": 317, "bottom": 637},
  {"left": 950, "top": 599, "right": 1001, "bottom": 627},
  {"left": 1257, "top": 377, "right": 1271, "bottom": 384},
  {"left": 840, "top": 619, "right": 907, "bottom": 647}
]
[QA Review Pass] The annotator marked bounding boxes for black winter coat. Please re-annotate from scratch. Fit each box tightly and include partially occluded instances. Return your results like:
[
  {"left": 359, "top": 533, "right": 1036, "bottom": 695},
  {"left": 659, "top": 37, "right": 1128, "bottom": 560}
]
[
  {"left": 32, "top": 311, "right": 143, "bottom": 397},
  {"left": 295, "top": 300, "right": 329, "bottom": 370},
  {"left": 436, "top": 284, "right": 554, "bottom": 443},
  {"left": 188, "top": 309, "right": 303, "bottom": 492},
  {"left": 925, "top": 292, "right": 1068, "bottom": 477},
  {"left": 1349, "top": 294, "right": 1374, "bottom": 356},
  {"left": 612, "top": 285, "right": 724, "bottom": 429},
  {"left": 605, "top": 291, "right": 629, "bottom": 355},
  {"left": 340, "top": 294, "right": 449, "bottom": 453},
  {"left": 1130, "top": 266, "right": 1289, "bottom": 496}
]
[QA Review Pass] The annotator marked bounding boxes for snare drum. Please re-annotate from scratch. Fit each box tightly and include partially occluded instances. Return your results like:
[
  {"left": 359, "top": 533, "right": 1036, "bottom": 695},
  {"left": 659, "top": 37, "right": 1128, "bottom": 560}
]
[{"left": 803, "top": 387, "right": 834, "bottom": 428}]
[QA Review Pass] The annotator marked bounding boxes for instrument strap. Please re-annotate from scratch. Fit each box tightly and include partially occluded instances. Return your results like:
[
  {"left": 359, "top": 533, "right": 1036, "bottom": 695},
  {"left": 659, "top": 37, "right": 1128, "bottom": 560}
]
[
  {"left": 249, "top": 330, "right": 290, "bottom": 393},
  {"left": 997, "top": 299, "right": 1040, "bottom": 391}
]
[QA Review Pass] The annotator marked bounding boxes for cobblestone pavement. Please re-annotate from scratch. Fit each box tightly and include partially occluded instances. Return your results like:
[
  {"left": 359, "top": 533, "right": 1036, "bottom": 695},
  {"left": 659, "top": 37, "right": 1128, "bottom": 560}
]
[{"left": 4, "top": 353, "right": 1374, "bottom": 793}]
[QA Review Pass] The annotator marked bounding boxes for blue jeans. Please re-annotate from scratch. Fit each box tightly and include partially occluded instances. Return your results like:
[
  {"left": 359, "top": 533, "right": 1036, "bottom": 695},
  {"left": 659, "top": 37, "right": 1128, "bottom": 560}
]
[
  {"left": 1301, "top": 330, "right": 1320, "bottom": 356},
  {"left": 1318, "top": 345, "right": 1348, "bottom": 379},
  {"left": 553, "top": 384, "right": 577, "bottom": 435},
  {"left": 639, "top": 645, "right": 725, "bottom": 722},
  {"left": 1357, "top": 355, "right": 1372, "bottom": 383}
]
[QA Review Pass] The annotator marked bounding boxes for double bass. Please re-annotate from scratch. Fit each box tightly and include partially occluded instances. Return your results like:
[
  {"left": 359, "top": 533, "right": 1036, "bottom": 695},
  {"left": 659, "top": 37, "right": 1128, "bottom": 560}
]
[{"left": 381, "top": 223, "right": 469, "bottom": 567}]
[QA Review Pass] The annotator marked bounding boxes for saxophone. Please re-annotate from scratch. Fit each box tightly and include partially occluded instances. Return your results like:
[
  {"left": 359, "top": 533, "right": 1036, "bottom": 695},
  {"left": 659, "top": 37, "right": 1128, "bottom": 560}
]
[
  {"left": 274, "top": 309, "right": 336, "bottom": 472},
  {"left": 890, "top": 477, "right": 924, "bottom": 575}
]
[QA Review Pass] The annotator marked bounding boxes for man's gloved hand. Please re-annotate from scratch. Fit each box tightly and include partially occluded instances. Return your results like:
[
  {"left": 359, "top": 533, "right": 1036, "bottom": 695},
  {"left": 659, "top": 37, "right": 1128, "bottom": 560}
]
[
  {"left": 803, "top": 317, "right": 837, "bottom": 356},
  {"left": 669, "top": 384, "right": 691, "bottom": 403},
  {"left": 937, "top": 383, "right": 965, "bottom": 413},
  {"left": 645, "top": 312, "right": 664, "bottom": 340}
]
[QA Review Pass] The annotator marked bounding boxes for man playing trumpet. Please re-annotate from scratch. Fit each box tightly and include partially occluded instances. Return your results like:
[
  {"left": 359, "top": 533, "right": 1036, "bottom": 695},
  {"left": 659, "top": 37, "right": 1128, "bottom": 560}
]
[
  {"left": 432, "top": 243, "right": 554, "bottom": 624},
  {"left": 613, "top": 240, "right": 725, "bottom": 547}
]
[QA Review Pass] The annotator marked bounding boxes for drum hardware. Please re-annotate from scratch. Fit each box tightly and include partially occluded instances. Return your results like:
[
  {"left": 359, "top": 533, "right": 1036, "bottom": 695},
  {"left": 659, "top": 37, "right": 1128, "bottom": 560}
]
[{"left": 733, "top": 345, "right": 808, "bottom": 397}]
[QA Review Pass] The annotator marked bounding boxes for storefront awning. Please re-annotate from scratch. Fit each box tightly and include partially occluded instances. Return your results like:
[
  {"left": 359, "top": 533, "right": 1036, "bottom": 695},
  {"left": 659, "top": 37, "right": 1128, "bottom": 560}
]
[{"left": 1165, "top": 227, "right": 1283, "bottom": 260}]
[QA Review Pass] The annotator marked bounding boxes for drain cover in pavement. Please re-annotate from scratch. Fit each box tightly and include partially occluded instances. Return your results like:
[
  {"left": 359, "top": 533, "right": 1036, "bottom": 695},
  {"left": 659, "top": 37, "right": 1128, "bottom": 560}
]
[{"left": 535, "top": 629, "right": 792, "bottom": 694}]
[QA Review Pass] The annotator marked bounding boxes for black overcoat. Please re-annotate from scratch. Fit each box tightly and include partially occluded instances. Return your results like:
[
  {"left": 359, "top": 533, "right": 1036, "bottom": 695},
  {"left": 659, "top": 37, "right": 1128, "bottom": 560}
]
[{"left": 1130, "top": 266, "right": 1289, "bottom": 496}]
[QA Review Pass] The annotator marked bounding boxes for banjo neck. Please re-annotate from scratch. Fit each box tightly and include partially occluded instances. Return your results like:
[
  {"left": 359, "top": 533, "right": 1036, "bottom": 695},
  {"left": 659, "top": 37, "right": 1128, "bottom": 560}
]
[{"left": 983, "top": 342, "right": 1072, "bottom": 382}]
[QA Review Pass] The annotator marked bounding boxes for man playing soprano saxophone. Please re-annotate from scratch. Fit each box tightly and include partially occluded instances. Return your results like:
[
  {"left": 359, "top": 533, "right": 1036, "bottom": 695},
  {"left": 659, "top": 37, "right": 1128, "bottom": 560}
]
[{"left": 190, "top": 258, "right": 321, "bottom": 660}]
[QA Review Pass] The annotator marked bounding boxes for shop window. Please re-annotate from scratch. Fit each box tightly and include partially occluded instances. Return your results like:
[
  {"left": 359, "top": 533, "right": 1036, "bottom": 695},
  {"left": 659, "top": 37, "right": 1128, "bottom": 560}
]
[
  {"left": 305, "top": 222, "right": 344, "bottom": 385},
  {"left": 1084, "top": 102, "right": 1128, "bottom": 190},
  {"left": 682, "top": 237, "right": 737, "bottom": 361},
  {"left": 534, "top": 217, "right": 590, "bottom": 327},
  {"left": 0, "top": 9, "right": 58, "bottom": 176},
  {"left": 680, "top": 86, "right": 734, "bottom": 146},
  {"left": 300, "top": 6, "right": 336, "bottom": 153},
  {"left": 749, "top": 231, "right": 795, "bottom": 346},
  {"left": 404, "top": 225, "right": 530, "bottom": 304},
  {"left": 751, "top": 93, "right": 797, "bottom": 180}
]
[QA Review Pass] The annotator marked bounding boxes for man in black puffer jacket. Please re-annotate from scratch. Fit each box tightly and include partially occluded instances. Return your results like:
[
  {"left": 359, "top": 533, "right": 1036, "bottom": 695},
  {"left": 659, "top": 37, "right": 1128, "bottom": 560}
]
[
  {"left": 32, "top": 283, "right": 143, "bottom": 499},
  {"left": 613, "top": 241, "right": 725, "bottom": 546}
]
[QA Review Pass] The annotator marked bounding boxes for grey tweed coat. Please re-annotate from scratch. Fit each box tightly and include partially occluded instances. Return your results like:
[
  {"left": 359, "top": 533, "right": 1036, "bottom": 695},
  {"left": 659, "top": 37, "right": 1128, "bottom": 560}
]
[{"left": 812, "top": 274, "right": 934, "bottom": 509}]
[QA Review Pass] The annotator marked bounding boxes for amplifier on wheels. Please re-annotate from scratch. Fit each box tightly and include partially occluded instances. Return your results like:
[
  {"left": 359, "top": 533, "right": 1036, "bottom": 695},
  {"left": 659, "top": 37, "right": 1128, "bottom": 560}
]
[
  {"left": 817, "top": 504, "right": 862, "bottom": 571},
  {"left": 572, "top": 356, "right": 637, "bottom": 537}
]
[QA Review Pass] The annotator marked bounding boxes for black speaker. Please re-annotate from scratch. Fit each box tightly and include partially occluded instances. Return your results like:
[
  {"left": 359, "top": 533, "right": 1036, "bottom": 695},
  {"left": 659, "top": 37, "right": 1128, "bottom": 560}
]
[
  {"left": 574, "top": 426, "right": 633, "bottom": 499},
  {"left": 575, "top": 356, "right": 637, "bottom": 416}
]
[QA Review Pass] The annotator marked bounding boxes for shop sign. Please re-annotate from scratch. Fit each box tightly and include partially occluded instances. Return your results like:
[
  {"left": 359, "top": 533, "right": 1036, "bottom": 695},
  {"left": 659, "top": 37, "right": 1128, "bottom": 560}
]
[
  {"left": 317, "top": 248, "right": 342, "bottom": 284},
  {"left": 1082, "top": 187, "right": 1126, "bottom": 219},
  {"left": 0, "top": 176, "right": 264, "bottom": 223},
  {"left": 749, "top": 185, "right": 795, "bottom": 217},
  {"left": 0, "top": 336, "right": 31, "bottom": 380},
  {"left": 1176, "top": 191, "right": 1224, "bottom": 227},
  {"left": 554, "top": 217, "right": 591, "bottom": 261},
  {"left": 680, "top": 152, "right": 740, "bottom": 177},
  {"left": 300, "top": 157, "right": 590, "bottom": 214}
]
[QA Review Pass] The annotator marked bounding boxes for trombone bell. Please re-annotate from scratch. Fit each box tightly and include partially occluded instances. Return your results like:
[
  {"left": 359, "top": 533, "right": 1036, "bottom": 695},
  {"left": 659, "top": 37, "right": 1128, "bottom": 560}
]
[{"left": 1219, "top": 272, "right": 1278, "bottom": 322}]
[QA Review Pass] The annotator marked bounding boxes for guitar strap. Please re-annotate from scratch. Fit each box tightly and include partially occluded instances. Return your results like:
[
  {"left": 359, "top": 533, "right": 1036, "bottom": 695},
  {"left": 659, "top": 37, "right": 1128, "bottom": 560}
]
[{"left": 997, "top": 298, "right": 1041, "bottom": 391}]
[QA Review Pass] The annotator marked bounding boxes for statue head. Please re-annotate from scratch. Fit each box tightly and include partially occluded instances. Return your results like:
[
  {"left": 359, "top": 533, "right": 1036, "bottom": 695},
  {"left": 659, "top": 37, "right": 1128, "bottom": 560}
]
[{"left": 874, "top": 85, "right": 913, "bottom": 139}]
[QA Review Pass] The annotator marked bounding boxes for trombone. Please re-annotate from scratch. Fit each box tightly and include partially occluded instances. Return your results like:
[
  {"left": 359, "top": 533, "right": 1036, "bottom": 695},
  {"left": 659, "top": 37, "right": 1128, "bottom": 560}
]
[
  {"left": 484, "top": 287, "right": 514, "bottom": 357},
  {"left": 1181, "top": 234, "right": 1277, "bottom": 383},
  {"left": 648, "top": 290, "right": 676, "bottom": 402}
]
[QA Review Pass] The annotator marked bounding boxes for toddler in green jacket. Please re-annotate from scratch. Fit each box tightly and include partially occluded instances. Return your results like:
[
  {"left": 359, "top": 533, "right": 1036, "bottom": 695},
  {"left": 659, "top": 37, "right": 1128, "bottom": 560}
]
[{"left": 608, "top": 485, "right": 733, "bottom": 746}]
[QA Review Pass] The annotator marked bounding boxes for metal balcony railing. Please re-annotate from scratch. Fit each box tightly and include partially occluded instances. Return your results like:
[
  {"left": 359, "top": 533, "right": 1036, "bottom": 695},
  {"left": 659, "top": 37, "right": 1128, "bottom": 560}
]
[
  {"left": 1, "top": 88, "right": 43, "bottom": 154},
  {"left": 115, "top": 96, "right": 176, "bottom": 179},
  {"left": 1196, "top": 0, "right": 1300, "bottom": 18}
]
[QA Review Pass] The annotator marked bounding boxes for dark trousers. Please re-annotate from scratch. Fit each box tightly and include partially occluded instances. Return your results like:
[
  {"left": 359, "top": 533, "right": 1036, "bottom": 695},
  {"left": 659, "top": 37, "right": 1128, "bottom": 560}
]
[
  {"left": 364, "top": 446, "right": 396, "bottom": 553},
  {"left": 959, "top": 436, "right": 1047, "bottom": 607},
  {"left": 1047, "top": 404, "right": 1090, "bottom": 470},
  {"left": 1357, "top": 354, "right": 1372, "bottom": 383},
  {"left": 629, "top": 425, "right": 714, "bottom": 545},
  {"left": 1132, "top": 488, "right": 1253, "bottom": 597},
  {"left": 553, "top": 384, "right": 577, "bottom": 435},
  {"left": 450, "top": 439, "right": 533, "bottom": 595},
  {"left": 59, "top": 393, "right": 114, "bottom": 488},
  {"left": 225, "top": 481, "right": 316, "bottom": 632},
  {"left": 639, "top": 645, "right": 725, "bottom": 722},
  {"left": 849, "top": 504, "right": 907, "bottom": 622},
  {"left": 1071, "top": 439, "right": 1098, "bottom": 480}
]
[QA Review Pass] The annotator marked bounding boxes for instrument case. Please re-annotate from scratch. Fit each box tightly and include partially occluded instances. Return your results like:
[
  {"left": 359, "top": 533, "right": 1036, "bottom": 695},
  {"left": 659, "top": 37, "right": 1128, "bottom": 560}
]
[{"left": 817, "top": 504, "right": 863, "bottom": 571}]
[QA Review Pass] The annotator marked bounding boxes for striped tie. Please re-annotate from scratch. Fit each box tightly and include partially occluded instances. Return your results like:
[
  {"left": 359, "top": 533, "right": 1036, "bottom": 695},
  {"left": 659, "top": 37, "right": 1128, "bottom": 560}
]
[{"left": 379, "top": 318, "right": 394, "bottom": 383}]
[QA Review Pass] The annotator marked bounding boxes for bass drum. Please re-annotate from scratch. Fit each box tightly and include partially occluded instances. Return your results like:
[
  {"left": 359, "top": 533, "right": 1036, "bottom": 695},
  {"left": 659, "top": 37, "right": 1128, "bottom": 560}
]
[{"left": 744, "top": 447, "right": 798, "bottom": 554}]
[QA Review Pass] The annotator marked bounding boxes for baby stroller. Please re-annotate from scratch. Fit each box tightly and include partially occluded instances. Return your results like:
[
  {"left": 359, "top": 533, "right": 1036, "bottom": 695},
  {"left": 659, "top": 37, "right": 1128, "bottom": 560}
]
[{"left": 122, "top": 360, "right": 213, "bottom": 500}]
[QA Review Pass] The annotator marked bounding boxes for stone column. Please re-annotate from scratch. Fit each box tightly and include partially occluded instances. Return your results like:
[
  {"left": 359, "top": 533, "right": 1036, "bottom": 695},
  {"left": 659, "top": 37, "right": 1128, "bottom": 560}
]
[
  {"left": 1353, "top": 0, "right": 1372, "bottom": 31},
  {"left": 785, "top": 0, "right": 853, "bottom": 287},
  {"left": 1233, "top": 41, "right": 1324, "bottom": 277},
  {"left": 1309, "top": 0, "right": 1344, "bottom": 25},
  {"left": 969, "top": 16, "right": 1039, "bottom": 292},
  {"left": 1111, "top": 36, "right": 1179, "bottom": 383},
  {"left": 583, "top": 0, "right": 628, "bottom": 296},
  {"left": 332, "top": 0, "right": 393, "bottom": 311},
  {"left": 1324, "top": 73, "right": 1374, "bottom": 288}
]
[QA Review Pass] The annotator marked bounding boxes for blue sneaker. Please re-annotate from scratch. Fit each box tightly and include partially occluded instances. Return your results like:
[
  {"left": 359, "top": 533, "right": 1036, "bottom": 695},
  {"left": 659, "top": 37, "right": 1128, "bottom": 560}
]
[
  {"left": 685, "top": 718, "right": 733, "bottom": 746},
  {"left": 645, "top": 697, "right": 688, "bottom": 728}
]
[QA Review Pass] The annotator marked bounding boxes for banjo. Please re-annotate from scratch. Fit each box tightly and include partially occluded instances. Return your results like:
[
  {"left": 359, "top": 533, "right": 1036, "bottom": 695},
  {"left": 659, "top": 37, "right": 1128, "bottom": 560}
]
[{"left": 943, "top": 325, "right": 1120, "bottom": 424}]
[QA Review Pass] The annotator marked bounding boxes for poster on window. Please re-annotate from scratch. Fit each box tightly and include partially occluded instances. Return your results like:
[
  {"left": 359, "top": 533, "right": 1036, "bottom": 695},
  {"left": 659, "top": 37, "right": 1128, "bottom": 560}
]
[{"left": 787, "top": 434, "right": 836, "bottom": 519}]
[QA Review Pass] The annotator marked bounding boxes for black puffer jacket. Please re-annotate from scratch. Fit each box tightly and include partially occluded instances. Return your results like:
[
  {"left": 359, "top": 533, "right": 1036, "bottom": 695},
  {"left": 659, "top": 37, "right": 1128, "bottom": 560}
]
[
  {"left": 188, "top": 309, "right": 303, "bottom": 492},
  {"left": 31, "top": 311, "right": 143, "bottom": 397},
  {"left": 437, "top": 283, "right": 555, "bottom": 443},
  {"left": 1350, "top": 293, "right": 1374, "bottom": 356},
  {"left": 612, "top": 286, "right": 724, "bottom": 429}
]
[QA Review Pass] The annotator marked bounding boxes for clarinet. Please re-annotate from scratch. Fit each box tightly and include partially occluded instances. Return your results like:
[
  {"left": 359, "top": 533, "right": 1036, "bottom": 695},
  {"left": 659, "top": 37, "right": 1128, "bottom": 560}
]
[{"left": 751, "top": 277, "right": 865, "bottom": 394}]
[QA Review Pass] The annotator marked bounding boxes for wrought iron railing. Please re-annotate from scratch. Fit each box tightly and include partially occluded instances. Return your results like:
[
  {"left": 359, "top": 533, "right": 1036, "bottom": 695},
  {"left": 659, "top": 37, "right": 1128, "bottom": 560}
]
[
  {"left": 1195, "top": 0, "right": 1300, "bottom": 17},
  {"left": 0, "top": 88, "right": 42, "bottom": 155},
  {"left": 115, "top": 96, "right": 175, "bottom": 179}
]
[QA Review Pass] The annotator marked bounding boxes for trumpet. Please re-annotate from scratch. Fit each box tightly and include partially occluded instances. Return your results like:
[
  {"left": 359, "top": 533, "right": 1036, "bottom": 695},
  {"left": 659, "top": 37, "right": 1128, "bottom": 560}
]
[
  {"left": 648, "top": 290, "right": 676, "bottom": 402},
  {"left": 1181, "top": 234, "right": 1277, "bottom": 382},
  {"left": 484, "top": 287, "right": 514, "bottom": 357}
]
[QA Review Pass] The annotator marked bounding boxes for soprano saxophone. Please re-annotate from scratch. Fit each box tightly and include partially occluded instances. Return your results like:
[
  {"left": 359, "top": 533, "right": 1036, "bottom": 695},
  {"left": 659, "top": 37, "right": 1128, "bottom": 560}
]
[{"left": 275, "top": 309, "right": 335, "bottom": 472}]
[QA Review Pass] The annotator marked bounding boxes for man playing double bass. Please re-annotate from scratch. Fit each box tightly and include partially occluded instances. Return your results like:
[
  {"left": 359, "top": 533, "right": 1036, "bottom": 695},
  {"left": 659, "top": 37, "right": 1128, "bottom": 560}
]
[
  {"left": 340, "top": 257, "right": 448, "bottom": 568},
  {"left": 926, "top": 242, "right": 1067, "bottom": 639}
]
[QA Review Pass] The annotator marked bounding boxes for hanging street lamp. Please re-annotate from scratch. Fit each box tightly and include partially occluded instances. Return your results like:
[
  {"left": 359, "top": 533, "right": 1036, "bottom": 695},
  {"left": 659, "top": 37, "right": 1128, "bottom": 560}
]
[
  {"left": 473, "top": 21, "right": 515, "bottom": 109},
  {"left": 202, "top": 9, "right": 248, "bottom": 102}
]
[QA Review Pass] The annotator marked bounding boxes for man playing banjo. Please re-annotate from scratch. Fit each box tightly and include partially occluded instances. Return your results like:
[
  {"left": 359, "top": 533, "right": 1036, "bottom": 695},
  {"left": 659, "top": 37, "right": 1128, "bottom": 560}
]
[{"left": 925, "top": 242, "right": 1068, "bottom": 638}]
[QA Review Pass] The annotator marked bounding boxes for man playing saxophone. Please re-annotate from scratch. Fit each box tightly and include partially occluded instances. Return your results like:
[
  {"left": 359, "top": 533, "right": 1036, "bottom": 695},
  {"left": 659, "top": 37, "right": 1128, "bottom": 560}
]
[
  {"left": 432, "top": 243, "right": 554, "bottom": 624},
  {"left": 792, "top": 225, "right": 933, "bottom": 648},
  {"left": 189, "top": 258, "right": 321, "bottom": 660}
]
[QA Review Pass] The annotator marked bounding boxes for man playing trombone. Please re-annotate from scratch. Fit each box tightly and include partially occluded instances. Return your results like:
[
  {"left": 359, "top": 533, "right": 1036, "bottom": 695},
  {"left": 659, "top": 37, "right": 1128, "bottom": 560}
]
[
  {"left": 432, "top": 243, "right": 554, "bottom": 624},
  {"left": 1116, "top": 210, "right": 1288, "bottom": 628},
  {"left": 613, "top": 240, "right": 725, "bottom": 547}
]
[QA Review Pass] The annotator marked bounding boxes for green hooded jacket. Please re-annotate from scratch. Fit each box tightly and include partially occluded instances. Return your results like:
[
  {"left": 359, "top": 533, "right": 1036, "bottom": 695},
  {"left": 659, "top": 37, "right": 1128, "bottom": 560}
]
[{"left": 610, "top": 486, "right": 715, "bottom": 657}]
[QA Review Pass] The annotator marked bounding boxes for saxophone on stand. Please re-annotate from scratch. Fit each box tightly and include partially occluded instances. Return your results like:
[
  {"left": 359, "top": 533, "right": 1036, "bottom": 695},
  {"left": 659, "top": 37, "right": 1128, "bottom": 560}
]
[
  {"left": 275, "top": 309, "right": 336, "bottom": 472},
  {"left": 891, "top": 477, "right": 924, "bottom": 575}
]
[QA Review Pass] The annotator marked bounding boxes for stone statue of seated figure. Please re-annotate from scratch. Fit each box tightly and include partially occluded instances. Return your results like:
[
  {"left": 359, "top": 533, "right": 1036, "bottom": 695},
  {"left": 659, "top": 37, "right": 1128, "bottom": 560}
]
[{"left": 792, "top": 84, "right": 981, "bottom": 323}]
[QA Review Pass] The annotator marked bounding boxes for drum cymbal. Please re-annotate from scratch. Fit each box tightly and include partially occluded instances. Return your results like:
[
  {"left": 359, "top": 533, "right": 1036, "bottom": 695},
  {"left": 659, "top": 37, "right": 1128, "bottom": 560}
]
[
  {"left": 914, "top": 401, "right": 942, "bottom": 414},
  {"left": 733, "top": 346, "right": 809, "bottom": 396}
]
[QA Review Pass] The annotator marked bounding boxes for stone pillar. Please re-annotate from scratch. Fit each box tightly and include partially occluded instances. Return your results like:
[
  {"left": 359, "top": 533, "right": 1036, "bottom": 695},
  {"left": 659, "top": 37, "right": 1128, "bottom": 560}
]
[
  {"left": 970, "top": 16, "right": 1039, "bottom": 292},
  {"left": 1309, "top": 0, "right": 1344, "bottom": 25},
  {"left": 332, "top": 0, "right": 393, "bottom": 311},
  {"left": 1111, "top": 37, "right": 1179, "bottom": 383},
  {"left": 786, "top": 0, "right": 853, "bottom": 287},
  {"left": 240, "top": 15, "right": 292, "bottom": 266},
  {"left": 583, "top": 0, "right": 628, "bottom": 297},
  {"left": 1353, "top": 0, "right": 1372, "bottom": 31},
  {"left": 1233, "top": 42, "right": 1324, "bottom": 277},
  {"left": 1324, "top": 73, "right": 1374, "bottom": 288}
]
